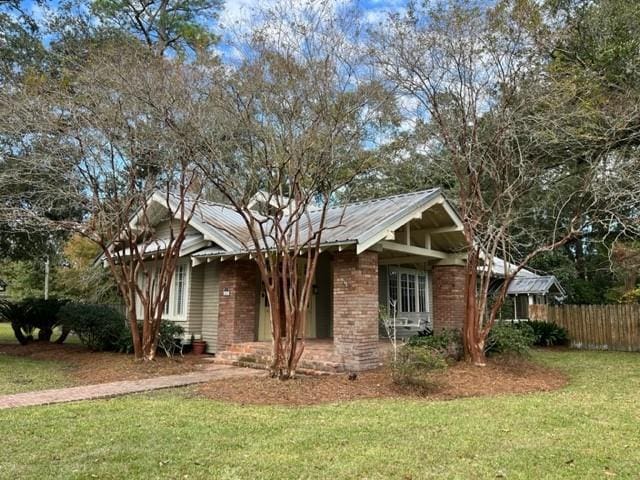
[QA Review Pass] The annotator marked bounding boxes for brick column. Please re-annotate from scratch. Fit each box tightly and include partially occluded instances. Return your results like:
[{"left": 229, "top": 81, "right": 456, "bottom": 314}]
[
  {"left": 217, "top": 260, "right": 258, "bottom": 351},
  {"left": 432, "top": 264, "right": 466, "bottom": 331},
  {"left": 332, "top": 250, "right": 380, "bottom": 371}
]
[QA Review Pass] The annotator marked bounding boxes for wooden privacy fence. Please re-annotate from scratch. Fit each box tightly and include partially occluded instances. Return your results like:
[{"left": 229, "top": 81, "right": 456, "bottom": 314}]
[{"left": 529, "top": 304, "right": 640, "bottom": 352}]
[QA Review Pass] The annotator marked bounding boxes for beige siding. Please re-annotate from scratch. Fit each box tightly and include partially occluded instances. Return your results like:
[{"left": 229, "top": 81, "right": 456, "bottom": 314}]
[
  {"left": 154, "top": 219, "right": 200, "bottom": 240},
  {"left": 201, "top": 262, "right": 220, "bottom": 353},
  {"left": 186, "top": 264, "right": 205, "bottom": 337}
]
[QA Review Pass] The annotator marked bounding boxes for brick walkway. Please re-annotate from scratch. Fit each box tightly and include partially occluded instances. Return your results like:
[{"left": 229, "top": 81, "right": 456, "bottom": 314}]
[{"left": 0, "top": 365, "right": 259, "bottom": 410}]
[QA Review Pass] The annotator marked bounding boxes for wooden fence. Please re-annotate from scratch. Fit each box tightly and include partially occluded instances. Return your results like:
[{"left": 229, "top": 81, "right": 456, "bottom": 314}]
[{"left": 529, "top": 304, "right": 640, "bottom": 352}]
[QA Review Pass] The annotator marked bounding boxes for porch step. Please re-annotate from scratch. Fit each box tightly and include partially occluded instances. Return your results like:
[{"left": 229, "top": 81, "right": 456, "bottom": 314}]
[{"left": 214, "top": 341, "right": 346, "bottom": 374}]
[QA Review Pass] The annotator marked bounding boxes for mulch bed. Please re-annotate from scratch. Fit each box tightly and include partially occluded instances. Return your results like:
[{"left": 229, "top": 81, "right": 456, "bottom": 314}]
[
  {"left": 0, "top": 342, "right": 207, "bottom": 385},
  {"left": 197, "top": 357, "right": 567, "bottom": 406}
]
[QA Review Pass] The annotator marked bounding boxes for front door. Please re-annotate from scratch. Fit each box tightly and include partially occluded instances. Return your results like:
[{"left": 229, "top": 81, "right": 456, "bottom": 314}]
[{"left": 258, "top": 262, "right": 316, "bottom": 341}]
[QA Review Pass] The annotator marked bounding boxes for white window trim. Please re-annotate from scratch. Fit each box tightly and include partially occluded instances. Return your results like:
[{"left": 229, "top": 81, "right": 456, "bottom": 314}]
[
  {"left": 387, "top": 266, "right": 431, "bottom": 315},
  {"left": 135, "top": 261, "right": 191, "bottom": 321},
  {"left": 163, "top": 261, "right": 191, "bottom": 321}
]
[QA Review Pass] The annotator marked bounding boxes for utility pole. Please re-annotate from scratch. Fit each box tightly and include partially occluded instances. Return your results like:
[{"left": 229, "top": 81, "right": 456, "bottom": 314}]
[{"left": 44, "top": 256, "right": 50, "bottom": 300}]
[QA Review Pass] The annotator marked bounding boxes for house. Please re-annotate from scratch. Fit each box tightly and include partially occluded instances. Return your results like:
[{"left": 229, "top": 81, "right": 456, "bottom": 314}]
[
  {"left": 486, "top": 257, "right": 566, "bottom": 321},
  {"left": 505, "top": 276, "right": 566, "bottom": 320},
  {"left": 128, "top": 189, "right": 559, "bottom": 372}
]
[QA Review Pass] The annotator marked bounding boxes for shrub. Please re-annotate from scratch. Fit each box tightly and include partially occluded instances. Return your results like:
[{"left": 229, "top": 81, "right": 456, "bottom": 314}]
[
  {"left": 0, "top": 298, "right": 69, "bottom": 344},
  {"left": 157, "top": 320, "right": 185, "bottom": 357},
  {"left": 119, "top": 319, "right": 185, "bottom": 357},
  {"left": 407, "top": 329, "right": 463, "bottom": 362},
  {"left": 391, "top": 344, "right": 447, "bottom": 390},
  {"left": 57, "top": 303, "right": 129, "bottom": 351},
  {"left": 58, "top": 303, "right": 185, "bottom": 356},
  {"left": 485, "top": 322, "right": 535, "bottom": 356},
  {"left": 527, "top": 320, "right": 569, "bottom": 347}
]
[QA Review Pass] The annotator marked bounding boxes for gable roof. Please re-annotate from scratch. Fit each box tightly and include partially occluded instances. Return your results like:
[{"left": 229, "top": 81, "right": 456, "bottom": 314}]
[
  {"left": 507, "top": 275, "right": 566, "bottom": 296},
  {"left": 156, "top": 192, "right": 250, "bottom": 252},
  {"left": 183, "top": 188, "right": 463, "bottom": 256}
]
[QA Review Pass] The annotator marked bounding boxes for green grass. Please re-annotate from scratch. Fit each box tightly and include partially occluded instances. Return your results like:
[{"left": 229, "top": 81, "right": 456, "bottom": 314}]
[
  {"left": 0, "top": 321, "right": 81, "bottom": 345},
  {"left": 0, "top": 323, "right": 76, "bottom": 394},
  {"left": 0, "top": 355, "right": 72, "bottom": 395},
  {"left": 0, "top": 322, "right": 16, "bottom": 343},
  {"left": 0, "top": 350, "right": 638, "bottom": 479}
]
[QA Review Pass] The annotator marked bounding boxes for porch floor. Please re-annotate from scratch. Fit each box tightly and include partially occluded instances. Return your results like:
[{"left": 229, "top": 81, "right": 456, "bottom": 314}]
[{"left": 215, "top": 339, "right": 391, "bottom": 374}]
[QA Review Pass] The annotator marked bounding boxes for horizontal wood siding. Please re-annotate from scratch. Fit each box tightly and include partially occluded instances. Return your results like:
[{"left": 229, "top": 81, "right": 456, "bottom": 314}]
[
  {"left": 153, "top": 219, "right": 200, "bottom": 240},
  {"left": 186, "top": 264, "right": 204, "bottom": 337},
  {"left": 201, "top": 262, "right": 220, "bottom": 353}
]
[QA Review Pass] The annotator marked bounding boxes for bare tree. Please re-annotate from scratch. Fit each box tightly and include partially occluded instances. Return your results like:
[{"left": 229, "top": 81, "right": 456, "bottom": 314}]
[
  {"left": 374, "top": 0, "right": 633, "bottom": 364},
  {"left": 0, "top": 41, "right": 205, "bottom": 360},
  {"left": 178, "top": 1, "right": 395, "bottom": 378}
]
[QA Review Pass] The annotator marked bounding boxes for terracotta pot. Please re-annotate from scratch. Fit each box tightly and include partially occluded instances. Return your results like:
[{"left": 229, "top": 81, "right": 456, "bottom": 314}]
[{"left": 192, "top": 340, "right": 207, "bottom": 355}]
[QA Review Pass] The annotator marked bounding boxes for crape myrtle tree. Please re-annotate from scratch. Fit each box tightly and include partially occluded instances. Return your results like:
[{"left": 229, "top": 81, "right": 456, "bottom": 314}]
[
  {"left": 180, "top": 0, "right": 396, "bottom": 379},
  {"left": 0, "top": 42, "right": 206, "bottom": 360},
  {"left": 374, "top": 0, "right": 637, "bottom": 364}
]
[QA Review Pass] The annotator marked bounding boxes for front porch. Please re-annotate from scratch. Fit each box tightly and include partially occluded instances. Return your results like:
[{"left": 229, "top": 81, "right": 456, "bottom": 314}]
[
  {"left": 214, "top": 248, "right": 467, "bottom": 373},
  {"left": 215, "top": 339, "right": 393, "bottom": 374},
  {"left": 208, "top": 193, "right": 468, "bottom": 373}
]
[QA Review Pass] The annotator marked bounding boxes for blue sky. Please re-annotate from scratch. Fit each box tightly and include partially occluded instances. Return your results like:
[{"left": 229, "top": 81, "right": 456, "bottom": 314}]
[
  {"left": 17, "top": 0, "right": 409, "bottom": 28},
  {"left": 220, "top": 0, "right": 407, "bottom": 25}
]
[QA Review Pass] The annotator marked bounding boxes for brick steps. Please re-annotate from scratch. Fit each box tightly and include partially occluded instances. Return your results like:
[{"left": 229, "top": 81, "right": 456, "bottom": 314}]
[{"left": 214, "top": 341, "right": 346, "bottom": 374}]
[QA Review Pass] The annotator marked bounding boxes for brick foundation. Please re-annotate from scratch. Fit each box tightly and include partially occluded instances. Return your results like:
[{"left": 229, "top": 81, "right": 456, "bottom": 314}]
[
  {"left": 217, "top": 261, "right": 258, "bottom": 351},
  {"left": 332, "top": 250, "right": 380, "bottom": 371},
  {"left": 432, "top": 264, "right": 466, "bottom": 331}
]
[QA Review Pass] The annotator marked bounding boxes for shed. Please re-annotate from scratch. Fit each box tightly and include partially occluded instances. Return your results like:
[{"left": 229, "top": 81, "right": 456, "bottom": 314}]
[{"left": 506, "top": 275, "right": 565, "bottom": 320}]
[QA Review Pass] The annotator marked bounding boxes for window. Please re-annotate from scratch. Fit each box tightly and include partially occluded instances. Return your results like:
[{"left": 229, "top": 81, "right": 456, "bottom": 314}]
[
  {"left": 152, "top": 271, "right": 169, "bottom": 315},
  {"left": 173, "top": 264, "right": 186, "bottom": 316},
  {"left": 418, "top": 275, "right": 426, "bottom": 312},
  {"left": 163, "top": 279, "right": 170, "bottom": 315},
  {"left": 388, "top": 270, "right": 398, "bottom": 314},
  {"left": 400, "top": 273, "right": 416, "bottom": 312},
  {"left": 389, "top": 268, "right": 429, "bottom": 314}
]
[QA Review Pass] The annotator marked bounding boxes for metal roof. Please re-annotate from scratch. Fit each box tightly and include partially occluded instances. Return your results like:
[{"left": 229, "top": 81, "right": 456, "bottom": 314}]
[
  {"left": 175, "top": 188, "right": 448, "bottom": 255},
  {"left": 507, "top": 275, "right": 566, "bottom": 296},
  {"left": 489, "top": 256, "right": 538, "bottom": 278}
]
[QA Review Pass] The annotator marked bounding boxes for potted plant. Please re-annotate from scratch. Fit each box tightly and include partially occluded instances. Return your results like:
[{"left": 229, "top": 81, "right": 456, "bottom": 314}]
[{"left": 191, "top": 334, "right": 207, "bottom": 355}]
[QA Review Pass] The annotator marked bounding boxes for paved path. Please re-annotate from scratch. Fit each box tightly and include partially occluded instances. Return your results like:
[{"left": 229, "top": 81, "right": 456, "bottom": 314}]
[{"left": 0, "top": 365, "right": 259, "bottom": 410}]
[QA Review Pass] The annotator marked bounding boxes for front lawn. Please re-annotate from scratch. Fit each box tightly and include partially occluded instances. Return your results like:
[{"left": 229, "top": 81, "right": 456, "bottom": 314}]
[
  {"left": 0, "top": 355, "right": 72, "bottom": 395},
  {"left": 0, "top": 323, "right": 73, "bottom": 394},
  {"left": 0, "top": 322, "right": 17, "bottom": 343},
  {"left": 0, "top": 322, "right": 208, "bottom": 393},
  {"left": 0, "top": 349, "right": 638, "bottom": 479}
]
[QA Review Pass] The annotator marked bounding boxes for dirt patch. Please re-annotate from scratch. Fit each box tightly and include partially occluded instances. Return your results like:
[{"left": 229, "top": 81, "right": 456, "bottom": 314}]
[
  {"left": 0, "top": 342, "right": 208, "bottom": 385},
  {"left": 197, "top": 357, "right": 567, "bottom": 405}
]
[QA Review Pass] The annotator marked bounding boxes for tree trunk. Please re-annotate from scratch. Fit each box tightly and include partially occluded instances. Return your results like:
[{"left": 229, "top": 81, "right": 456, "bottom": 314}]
[
  {"left": 54, "top": 325, "right": 71, "bottom": 344},
  {"left": 140, "top": 308, "right": 163, "bottom": 361},
  {"left": 38, "top": 328, "right": 53, "bottom": 342},
  {"left": 127, "top": 305, "right": 143, "bottom": 360},
  {"left": 11, "top": 323, "right": 29, "bottom": 345},
  {"left": 463, "top": 251, "right": 488, "bottom": 366}
]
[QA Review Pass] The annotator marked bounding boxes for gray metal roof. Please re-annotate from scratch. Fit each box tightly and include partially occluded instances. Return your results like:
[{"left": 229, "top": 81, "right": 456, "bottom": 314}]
[
  {"left": 507, "top": 275, "right": 566, "bottom": 296},
  {"left": 489, "top": 256, "right": 537, "bottom": 278},
  {"left": 179, "top": 188, "right": 445, "bottom": 255}
]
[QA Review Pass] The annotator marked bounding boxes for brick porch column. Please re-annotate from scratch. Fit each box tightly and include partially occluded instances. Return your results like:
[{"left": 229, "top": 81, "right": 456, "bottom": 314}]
[
  {"left": 217, "top": 260, "right": 258, "bottom": 351},
  {"left": 332, "top": 250, "right": 380, "bottom": 371},
  {"left": 432, "top": 264, "right": 466, "bottom": 331}
]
